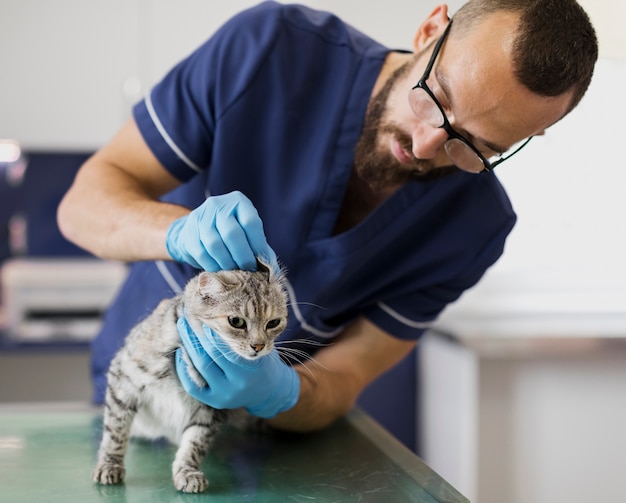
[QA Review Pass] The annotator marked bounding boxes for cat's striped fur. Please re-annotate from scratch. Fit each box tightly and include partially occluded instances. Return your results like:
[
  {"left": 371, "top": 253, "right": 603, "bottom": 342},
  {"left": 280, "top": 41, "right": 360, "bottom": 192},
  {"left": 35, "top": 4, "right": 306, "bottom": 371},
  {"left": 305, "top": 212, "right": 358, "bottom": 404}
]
[{"left": 93, "top": 262, "right": 288, "bottom": 493}]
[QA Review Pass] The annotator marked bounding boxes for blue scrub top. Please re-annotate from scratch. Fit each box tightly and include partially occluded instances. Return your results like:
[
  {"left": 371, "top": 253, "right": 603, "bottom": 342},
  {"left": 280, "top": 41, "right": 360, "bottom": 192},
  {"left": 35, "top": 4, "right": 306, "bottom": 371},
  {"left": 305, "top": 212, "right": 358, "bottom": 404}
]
[{"left": 92, "top": 2, "right": 516, "bottom": 402}]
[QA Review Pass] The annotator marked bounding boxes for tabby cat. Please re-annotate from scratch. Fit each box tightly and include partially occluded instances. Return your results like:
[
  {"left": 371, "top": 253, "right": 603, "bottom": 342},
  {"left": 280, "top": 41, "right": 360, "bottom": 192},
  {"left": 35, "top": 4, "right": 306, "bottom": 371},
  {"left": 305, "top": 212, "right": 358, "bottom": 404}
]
[{"left": 93, "top": 261, "right": 288, "bottom": 493}]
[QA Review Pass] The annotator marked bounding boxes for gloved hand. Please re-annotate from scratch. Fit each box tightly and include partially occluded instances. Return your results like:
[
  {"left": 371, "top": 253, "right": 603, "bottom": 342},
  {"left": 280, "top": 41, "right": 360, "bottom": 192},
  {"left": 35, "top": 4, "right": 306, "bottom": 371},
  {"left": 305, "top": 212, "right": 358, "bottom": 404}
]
[
  {"left": 175, "top": 317, "right": 300, "bottom": 419},
  {"left": 166, "top": 190, "right": 278, "bottom": 272}
]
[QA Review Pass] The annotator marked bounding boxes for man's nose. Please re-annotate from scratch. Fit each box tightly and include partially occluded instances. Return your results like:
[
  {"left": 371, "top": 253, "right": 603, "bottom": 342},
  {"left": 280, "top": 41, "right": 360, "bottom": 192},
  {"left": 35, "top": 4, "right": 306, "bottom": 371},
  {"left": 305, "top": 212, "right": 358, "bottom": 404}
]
[{"left": 412, "top": 125, "right": 448, "bottom": 160}]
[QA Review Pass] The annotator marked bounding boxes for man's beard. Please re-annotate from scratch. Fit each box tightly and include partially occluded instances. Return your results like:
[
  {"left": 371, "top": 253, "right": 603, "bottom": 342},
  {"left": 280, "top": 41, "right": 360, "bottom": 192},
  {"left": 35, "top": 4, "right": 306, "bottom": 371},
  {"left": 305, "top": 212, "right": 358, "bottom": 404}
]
[{"left": 354, "top": 57, "right": 457, "bottom": 190}]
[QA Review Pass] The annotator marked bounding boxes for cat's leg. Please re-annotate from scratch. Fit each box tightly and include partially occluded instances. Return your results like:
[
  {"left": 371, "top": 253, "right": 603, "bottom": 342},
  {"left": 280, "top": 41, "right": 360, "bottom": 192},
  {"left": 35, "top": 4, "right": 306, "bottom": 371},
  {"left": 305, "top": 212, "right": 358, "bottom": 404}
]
[
  {"left": 172, "top": 407, "right": 225, "bottom": 493},
  {"left": 93, "top": 365, "right": 139, "bottom": 485}
]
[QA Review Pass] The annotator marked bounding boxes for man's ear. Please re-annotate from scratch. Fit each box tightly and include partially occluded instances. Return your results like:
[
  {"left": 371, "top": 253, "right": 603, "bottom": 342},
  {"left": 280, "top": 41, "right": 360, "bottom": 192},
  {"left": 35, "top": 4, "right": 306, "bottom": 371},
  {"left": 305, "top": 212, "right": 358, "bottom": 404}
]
[{"left": 413, "top": 4, "right": 451, "bottom": 52}]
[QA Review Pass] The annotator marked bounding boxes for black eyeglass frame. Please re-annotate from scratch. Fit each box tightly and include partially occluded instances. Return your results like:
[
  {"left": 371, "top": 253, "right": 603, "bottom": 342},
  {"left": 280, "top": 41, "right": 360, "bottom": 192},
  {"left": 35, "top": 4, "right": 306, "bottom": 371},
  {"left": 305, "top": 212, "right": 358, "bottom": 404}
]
[{"left": 410, "top": 19, "right": 532, "bottom": 172}]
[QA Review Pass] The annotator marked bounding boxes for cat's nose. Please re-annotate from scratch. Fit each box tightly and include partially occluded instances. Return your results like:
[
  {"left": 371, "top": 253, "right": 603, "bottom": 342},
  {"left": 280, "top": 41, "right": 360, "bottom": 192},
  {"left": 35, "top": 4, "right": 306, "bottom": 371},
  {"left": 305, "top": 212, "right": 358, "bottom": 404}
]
[{"left": 251, "top": 343, "right": 265, "bottom": 353}]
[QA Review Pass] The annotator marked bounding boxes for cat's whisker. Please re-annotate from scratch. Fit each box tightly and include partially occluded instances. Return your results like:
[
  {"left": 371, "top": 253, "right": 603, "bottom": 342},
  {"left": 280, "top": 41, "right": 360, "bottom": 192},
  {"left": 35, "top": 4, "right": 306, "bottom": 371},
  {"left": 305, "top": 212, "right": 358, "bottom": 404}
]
[
  {"left": 279, "top": 351, "right": 324, "bottom": 370},
  {"left": 274, "top": 351, "right": 321, "bottom": 383},
  {"left": 273, "top": 338, "right": 333, "bottom": 377},
  {"left": 274, "top": 338, "right": 333, "bottom": 348},
  {"left": 275, "top": 346, "right": 316, "bottom": 361},
  {"left": 214, "top": 349, "right": 240, "bottom": 363},
  {"left": 199, "top": 356, "right": 225, "bottom": 373},
  {"left": 268, "top": 348, "right": 305, "bottom": 369},
  {"left": 275, "top": 347, "right": 328, "bottom": 372}
]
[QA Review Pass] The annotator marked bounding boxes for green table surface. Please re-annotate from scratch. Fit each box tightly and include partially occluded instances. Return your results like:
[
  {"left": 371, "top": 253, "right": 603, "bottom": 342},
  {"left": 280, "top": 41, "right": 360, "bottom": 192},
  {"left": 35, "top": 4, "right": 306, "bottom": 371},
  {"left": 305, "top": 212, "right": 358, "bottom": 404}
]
[{"left": 0, "top": 403, "right": 468, "bottom": 503}]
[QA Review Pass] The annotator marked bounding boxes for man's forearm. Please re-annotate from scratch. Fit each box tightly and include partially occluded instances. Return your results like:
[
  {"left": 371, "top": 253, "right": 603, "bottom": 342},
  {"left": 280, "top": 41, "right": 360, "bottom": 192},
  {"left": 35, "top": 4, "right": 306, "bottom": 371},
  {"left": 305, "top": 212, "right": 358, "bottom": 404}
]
[
  {"left": 59, "top": 177, "right": 184, "bottom": 262},
  {"left": 266, "top": 317, "right": 417, "bottom": 433},
  {"left": 57, "top": 118, "right": 188, "bottom": 261},
  {"left": 267, "top": 364, "right": 360, "bottom": 432}
]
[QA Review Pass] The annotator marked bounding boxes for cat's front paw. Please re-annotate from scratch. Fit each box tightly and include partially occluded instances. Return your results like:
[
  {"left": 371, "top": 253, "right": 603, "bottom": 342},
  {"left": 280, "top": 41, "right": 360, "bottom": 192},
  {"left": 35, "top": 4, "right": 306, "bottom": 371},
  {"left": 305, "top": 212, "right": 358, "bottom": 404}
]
[
  {"left": 93, "top": 463, "right": 126, "bottom": 485},
  {"left": 174, "top": 469, "right": 209, "bottom": 493}
]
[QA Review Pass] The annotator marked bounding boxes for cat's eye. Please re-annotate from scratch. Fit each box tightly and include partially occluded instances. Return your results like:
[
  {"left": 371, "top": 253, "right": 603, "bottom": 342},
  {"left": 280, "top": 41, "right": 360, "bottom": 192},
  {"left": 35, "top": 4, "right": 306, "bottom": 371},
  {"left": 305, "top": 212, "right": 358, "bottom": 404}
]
[
  {"left": 228, "top": 317, "right": 246, "bottom": 329},
  {"left": 265, "top": 319, "right": 281, "bottom": 330}
]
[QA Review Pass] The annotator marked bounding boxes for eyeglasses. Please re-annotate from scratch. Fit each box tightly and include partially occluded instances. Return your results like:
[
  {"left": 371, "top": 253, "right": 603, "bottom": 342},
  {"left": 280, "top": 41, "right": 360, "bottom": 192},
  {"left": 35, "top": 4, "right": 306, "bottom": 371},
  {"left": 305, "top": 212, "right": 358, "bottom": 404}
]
[{"left": 409, "top": 20, "right": 532, "bottom": 173}]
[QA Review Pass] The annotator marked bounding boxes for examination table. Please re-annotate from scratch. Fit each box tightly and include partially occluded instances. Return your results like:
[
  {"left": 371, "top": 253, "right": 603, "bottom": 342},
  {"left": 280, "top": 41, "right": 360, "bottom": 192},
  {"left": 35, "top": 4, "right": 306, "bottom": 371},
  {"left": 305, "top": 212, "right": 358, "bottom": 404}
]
[{"left": 0, "top": 403, "right": 467, "bottom": 502}]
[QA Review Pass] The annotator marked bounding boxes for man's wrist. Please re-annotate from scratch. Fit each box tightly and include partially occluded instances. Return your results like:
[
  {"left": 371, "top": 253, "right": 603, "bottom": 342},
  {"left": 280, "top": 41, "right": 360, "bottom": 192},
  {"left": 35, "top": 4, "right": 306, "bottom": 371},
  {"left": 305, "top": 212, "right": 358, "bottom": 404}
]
[{"left": 164, "top": 215, "right": 186, "bottom": 262}]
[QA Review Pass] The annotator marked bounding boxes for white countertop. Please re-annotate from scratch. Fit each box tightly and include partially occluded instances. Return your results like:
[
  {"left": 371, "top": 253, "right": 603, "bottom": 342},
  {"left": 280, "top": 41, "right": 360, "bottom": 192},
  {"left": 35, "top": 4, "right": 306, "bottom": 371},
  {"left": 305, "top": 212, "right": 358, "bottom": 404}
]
[
  {"left": 433, "top": 267, "right": 626, "bottom": 357},
  {"left": 435, "top": 267, "right": 626, "bottom": 339}
]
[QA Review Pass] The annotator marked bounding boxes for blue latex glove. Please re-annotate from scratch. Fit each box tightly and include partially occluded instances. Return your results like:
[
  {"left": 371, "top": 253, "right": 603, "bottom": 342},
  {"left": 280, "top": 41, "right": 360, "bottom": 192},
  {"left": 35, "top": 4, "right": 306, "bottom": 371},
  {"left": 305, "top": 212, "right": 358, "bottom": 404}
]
[
  {"left": 175, "top": 317, "right": 300, "bottom": 419},
  {"left": 165, "top": 191, "right": 278, "bottom": 272}
]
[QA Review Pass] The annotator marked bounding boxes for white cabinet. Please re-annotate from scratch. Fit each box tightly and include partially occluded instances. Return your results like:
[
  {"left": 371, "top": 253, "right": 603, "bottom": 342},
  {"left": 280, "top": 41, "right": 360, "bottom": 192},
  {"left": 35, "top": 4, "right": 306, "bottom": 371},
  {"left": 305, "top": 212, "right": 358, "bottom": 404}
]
[{"left": 419, "top": 329, "right": 626, "bottom": 503}]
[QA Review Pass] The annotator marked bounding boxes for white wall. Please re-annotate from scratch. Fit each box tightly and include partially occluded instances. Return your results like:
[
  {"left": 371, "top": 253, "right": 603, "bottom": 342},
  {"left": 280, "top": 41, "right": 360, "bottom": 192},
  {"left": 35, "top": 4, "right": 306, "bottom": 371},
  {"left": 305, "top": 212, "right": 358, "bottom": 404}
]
[
  {"left": 145, "top": 0, "right": 464, "bottom": 85},
  {"left": 578, "top": 0, "right": 626, "bottom": 62},
  {"left": 0, "top": 0, "right": 463, "bottom": 150},
  {"left": 1, "top": 0, "right": 616, "bottom": 149}
]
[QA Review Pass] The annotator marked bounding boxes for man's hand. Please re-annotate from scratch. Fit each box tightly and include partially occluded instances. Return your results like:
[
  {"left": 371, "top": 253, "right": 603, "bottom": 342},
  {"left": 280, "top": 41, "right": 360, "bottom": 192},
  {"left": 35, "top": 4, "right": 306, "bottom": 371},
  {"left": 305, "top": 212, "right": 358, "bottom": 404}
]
[
  {"left": 175, "top": 317, "right": 300, "bottom": 419},
  {"left": 166, "top": 191, "right": 278, "bottom": 272}
]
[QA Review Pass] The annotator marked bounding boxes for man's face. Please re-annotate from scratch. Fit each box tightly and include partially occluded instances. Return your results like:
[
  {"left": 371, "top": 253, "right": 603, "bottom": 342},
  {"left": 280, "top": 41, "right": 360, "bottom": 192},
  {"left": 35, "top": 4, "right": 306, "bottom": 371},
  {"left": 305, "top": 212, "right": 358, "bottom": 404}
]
[
  {"left": 355, "top": 12, "right": 573, "bottom": 190},
  {"left": 354, "top": 49, "right": 455, "bottom": 189}
]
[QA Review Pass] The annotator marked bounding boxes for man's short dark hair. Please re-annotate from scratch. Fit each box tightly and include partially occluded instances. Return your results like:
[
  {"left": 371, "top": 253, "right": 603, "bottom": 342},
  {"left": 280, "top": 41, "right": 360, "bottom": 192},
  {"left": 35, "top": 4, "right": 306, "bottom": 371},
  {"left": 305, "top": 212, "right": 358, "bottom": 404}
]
[{"left": 454, "top": 0, "right": 598, "bottom": 112}]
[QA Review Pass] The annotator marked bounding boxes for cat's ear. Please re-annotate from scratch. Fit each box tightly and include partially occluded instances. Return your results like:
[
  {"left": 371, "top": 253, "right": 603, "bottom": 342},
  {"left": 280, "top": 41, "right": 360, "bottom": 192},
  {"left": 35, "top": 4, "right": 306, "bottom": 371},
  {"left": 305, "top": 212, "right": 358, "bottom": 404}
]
[
  {"left": 197, "top": 271, "right": 238, "bottom": 297},
  {"left": 256, "top": 257, "right": 285, "bottom": 284},
  {"left": 255, "top": 258, "right": 271, "bottom": 281}
]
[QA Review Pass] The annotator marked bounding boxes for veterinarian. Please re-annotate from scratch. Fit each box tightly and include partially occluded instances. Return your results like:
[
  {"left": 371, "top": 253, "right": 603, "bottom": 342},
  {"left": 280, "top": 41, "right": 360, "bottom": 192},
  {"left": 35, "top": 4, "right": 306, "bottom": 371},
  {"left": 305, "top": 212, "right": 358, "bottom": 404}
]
[{"left": 58, "top": 1, "right": 597, "bottom": 430}]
